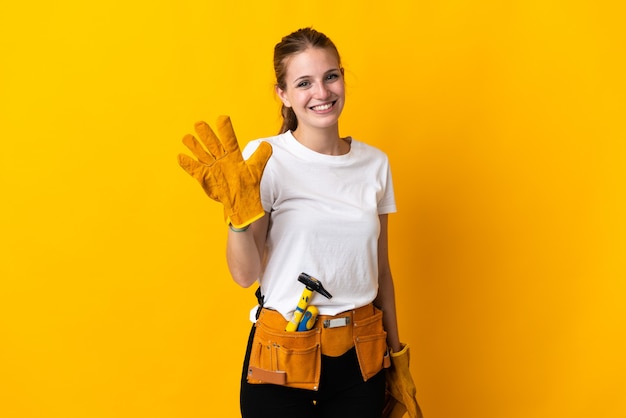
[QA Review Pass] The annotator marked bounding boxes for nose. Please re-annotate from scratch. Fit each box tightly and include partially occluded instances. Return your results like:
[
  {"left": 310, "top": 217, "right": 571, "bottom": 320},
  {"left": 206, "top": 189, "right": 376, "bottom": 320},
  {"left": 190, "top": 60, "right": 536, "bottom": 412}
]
[{"left": 313, "top": 81, "right": 331, "bottom": 99}]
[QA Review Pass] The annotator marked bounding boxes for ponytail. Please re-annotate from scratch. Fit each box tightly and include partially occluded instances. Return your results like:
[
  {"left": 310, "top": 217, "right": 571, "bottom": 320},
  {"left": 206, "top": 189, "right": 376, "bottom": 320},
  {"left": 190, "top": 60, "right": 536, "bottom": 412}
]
[{"left": 279, "top": 105, "right": 298, "bottom": 134}]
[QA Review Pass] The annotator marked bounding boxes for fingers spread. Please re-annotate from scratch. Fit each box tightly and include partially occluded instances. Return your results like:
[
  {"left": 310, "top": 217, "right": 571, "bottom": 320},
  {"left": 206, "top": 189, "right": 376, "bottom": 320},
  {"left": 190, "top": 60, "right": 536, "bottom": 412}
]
[
  {"left": 182, "top": 133, "right": 216, "bottom": 165},
  {"left": 178, "top": 153, "right": 204, "bottom": 177},
  {"left": 194, "top": 121, "right": 226, "bottom": 158},
  {"left": 178, "top": 154, "right": 221, "bottom": 200},
  {"left": 216, "top": 115, "right": 242, "bottom": 155},
  {"left": 246, "top": 141, "right": 273, "bottom": 178}
]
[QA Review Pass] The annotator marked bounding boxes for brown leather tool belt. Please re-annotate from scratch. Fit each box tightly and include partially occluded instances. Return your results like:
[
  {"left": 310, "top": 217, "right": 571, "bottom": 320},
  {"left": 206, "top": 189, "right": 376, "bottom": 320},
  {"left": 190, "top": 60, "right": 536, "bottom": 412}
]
[{"left": 247, "top": 303, "right": 390, "bottom": 391}]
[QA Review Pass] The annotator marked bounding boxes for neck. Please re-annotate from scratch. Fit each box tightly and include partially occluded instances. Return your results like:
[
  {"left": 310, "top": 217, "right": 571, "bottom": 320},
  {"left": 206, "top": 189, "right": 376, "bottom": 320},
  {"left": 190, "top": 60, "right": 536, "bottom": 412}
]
[{"left": 292, "top": 125, "right": 349, "bottom": 156}]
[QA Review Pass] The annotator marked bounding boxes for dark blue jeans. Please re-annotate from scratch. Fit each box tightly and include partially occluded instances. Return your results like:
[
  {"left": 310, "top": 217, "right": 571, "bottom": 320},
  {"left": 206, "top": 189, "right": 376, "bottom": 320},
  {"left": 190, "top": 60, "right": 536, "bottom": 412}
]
[{"left": 240, "top": 325, "right": 386, "bottom": 418}]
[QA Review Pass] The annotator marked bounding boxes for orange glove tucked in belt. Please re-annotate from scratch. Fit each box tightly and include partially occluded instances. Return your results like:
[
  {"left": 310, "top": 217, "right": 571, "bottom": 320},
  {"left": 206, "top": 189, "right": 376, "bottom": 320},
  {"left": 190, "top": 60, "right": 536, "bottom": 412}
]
[
  {"left": 178, "top": 116, "right": 272, "bottom": 229},
  {"left": 384, "top": 343, "right": 423, "bottom": 418}
]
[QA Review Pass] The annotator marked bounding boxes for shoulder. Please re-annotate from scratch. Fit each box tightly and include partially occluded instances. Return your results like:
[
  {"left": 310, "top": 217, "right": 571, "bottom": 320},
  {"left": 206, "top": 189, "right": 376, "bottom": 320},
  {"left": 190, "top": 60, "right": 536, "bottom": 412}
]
[
  {"left": 349, "top": 138, "right": 390, "bottom": 163},
  {"left": 242, "top": 132, "right": 290, "bottom": 159}
]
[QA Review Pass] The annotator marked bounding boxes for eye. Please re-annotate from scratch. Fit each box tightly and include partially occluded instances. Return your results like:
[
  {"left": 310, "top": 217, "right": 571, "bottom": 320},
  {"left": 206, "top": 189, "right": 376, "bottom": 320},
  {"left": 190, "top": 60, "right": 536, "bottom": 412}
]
[
  {"left": 296, "top": 80, "right": 311, "bottom": 88},
  {"left": 325, "top": 72, "right": 340, "bottom": 81}
]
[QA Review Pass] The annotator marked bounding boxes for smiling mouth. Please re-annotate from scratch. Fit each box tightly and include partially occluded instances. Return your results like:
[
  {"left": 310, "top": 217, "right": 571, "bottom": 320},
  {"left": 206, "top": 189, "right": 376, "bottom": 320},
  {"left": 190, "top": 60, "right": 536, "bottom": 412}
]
[{"left": 310, "top": 101, "right": 337, "bottom": 111}]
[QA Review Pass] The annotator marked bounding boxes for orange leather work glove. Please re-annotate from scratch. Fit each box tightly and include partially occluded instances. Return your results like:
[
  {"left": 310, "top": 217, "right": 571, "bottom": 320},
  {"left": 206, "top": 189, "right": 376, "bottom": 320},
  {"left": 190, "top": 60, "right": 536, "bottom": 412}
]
[
  {"left": 178, "top": 116, "right": 272, "bottom": 229},
  {"left": 384, "top": 344, "right": 423, "bottom": 418}
]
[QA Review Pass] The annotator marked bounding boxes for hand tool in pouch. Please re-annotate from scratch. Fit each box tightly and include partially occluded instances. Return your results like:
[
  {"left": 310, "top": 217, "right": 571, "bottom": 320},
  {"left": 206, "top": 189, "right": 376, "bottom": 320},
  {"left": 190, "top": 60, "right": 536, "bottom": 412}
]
[
  {"left": 285, "top": 273, "right": 332, "bottom": 332},
  {"left": 296, "top": 305, "right": 319, "bottom": 331}
]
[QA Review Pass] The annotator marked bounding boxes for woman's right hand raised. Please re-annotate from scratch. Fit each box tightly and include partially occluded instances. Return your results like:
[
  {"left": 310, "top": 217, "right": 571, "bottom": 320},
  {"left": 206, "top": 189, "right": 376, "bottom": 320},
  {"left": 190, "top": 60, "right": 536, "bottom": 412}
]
[{"left": 178, "top": 115, "right": 272, "bottom": 229}]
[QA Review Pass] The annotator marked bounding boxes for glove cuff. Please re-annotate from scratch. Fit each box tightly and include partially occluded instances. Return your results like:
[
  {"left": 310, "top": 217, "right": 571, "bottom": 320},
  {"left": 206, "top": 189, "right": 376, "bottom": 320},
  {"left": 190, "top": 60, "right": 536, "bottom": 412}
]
[{"left": 391, "top": 343, "right": 409, "bottom": 358}]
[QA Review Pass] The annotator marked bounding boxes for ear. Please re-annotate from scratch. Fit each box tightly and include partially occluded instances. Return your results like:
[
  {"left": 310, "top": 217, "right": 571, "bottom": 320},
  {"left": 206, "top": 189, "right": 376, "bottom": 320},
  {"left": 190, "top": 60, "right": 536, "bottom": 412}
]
[{"left": 275, "top": 85, "right": 292, "bottom": 108}]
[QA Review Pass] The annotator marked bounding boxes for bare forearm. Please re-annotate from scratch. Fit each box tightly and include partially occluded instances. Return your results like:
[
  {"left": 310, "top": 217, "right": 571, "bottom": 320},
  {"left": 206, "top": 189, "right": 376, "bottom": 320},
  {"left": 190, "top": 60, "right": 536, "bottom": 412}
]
[
  {"left": 375, "top": 272, "right": 402, "bottom": 352},
  {"left": 376, "top": 214, "right": 402, "bottom": 352},
  {"left": 226, "top": 213, "right": 269, "bottom": 288}
]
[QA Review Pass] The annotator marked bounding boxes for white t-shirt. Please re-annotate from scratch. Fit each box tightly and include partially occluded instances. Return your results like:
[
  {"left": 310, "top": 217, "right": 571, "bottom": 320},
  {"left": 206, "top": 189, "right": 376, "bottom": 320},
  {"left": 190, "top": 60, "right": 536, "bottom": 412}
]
[{"left": 242, "top": 131, "right": 396, "bottom": 321}]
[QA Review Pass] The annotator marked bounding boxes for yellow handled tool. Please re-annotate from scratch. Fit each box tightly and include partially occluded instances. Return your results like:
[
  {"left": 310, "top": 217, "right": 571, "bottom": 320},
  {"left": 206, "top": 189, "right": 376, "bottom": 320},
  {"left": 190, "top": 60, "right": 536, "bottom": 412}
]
[
  {"left": 285, "top": 273, "right": 332, "bottom": 332},
  {"left": 296, "top": 306, "right": 319, "bottom": 331}
]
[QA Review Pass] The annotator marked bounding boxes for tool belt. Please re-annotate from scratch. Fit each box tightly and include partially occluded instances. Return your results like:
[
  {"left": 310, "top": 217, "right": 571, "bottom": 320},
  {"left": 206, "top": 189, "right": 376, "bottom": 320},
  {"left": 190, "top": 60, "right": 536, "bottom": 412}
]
[{"left": 247, "top": 303, "right": 391, "bottom": 391}]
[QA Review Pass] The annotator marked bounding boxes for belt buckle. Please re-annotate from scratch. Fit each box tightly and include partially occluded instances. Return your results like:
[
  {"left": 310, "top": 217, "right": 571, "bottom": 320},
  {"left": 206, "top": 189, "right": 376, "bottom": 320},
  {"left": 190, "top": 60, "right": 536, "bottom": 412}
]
[{"left": 323, "top": 317, "right": 350, "bottom": 328}]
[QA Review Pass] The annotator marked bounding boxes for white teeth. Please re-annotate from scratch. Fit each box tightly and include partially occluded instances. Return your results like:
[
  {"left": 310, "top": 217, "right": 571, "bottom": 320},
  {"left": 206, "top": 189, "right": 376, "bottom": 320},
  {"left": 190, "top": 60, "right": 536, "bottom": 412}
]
[{"left": 311, "top": 103, "right": 333, "bottom": 111}]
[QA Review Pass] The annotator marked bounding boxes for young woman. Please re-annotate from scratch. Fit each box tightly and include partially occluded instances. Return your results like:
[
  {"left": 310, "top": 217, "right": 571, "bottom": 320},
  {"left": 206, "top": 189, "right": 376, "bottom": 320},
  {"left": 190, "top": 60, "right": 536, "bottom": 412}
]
[{"left": 179, "top": 28, "right": 419, "bottom": 418}]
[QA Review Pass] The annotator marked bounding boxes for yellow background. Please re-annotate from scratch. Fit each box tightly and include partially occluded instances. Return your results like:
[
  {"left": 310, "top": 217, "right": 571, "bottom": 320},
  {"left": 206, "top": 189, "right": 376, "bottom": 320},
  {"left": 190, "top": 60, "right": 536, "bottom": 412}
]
[{"left": 1, "top": 1, "right": 625, "bottom": 417}]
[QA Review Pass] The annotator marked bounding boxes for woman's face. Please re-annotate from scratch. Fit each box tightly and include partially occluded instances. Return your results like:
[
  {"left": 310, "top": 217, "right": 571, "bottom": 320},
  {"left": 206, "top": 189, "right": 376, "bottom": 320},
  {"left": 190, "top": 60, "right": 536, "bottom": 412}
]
[{"left": 277, "top": 47, "right": 345, "bottom": 133}]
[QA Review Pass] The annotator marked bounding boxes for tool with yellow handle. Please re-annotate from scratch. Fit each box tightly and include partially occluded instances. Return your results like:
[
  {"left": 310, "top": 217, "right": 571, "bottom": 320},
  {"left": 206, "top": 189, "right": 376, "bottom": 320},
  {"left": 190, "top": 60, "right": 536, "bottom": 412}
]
[
  {"left": 285, "top": 273, "right": 332, "bottom": 332},
  {"left": 296, "top": 306, "right": 319, "bottom": 331}
]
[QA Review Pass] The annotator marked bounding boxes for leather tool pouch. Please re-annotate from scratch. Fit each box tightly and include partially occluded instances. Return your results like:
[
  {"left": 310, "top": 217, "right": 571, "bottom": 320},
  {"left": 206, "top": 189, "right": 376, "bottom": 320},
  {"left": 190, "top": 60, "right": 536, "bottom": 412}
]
[
  {"left": 247, "top": 311, "right": 322, "bottom": 391},
  {"left": 247, "top": 304, "right": 390, "bottom": 390},
  {"left": 353, "top": 308, "right": 390, "bottom": 381}
]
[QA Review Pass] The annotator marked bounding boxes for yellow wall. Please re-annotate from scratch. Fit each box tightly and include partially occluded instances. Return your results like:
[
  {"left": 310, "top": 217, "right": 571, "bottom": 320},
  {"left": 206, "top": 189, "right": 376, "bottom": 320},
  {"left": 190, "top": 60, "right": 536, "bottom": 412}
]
[{"left": 1, "top": 1, "right": 624, "bottom": 417}]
